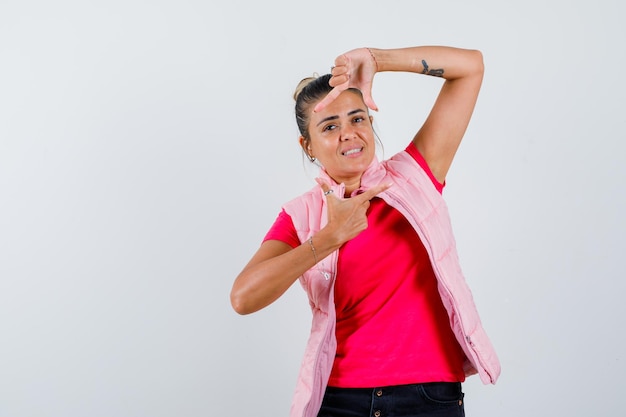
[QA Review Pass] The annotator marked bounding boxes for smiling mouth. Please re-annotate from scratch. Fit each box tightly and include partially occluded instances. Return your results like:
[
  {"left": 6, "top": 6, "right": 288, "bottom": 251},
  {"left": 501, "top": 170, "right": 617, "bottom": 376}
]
[{"left": 342, "top": 147, "right": 363, "bottom": 156}]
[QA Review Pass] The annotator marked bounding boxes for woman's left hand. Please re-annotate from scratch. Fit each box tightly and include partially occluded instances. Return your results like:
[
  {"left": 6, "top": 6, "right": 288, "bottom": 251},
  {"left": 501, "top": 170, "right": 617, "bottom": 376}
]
[{"left": 314, "top": 48, "right": 378, "bottom": 113}]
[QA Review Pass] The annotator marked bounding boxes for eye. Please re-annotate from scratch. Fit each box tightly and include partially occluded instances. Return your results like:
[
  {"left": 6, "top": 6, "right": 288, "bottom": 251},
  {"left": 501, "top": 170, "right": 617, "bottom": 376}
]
[
  {"left": 322, "top": 124, "right": 337, "bottom": 132},
  {"left": 353, "top": 116, "right": 364, "bottom": 123}
]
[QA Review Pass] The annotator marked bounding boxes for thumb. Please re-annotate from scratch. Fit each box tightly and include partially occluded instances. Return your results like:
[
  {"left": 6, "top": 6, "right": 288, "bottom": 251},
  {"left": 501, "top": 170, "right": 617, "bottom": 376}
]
[
  {"left": 363, "top": 93, "right": 378, "bottom": 112},
  {"left": 361, "top": 82, "right": 378, "bottom": 112}
]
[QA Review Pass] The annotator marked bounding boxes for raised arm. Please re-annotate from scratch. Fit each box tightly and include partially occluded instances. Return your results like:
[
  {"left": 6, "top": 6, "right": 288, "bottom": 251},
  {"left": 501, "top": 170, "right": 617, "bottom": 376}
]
[
  {"left": 379, "top": 46, "right": 484, "bottom": 183},
  {"left": 318, "top": 46, "right": 484, "bottom": 184}
]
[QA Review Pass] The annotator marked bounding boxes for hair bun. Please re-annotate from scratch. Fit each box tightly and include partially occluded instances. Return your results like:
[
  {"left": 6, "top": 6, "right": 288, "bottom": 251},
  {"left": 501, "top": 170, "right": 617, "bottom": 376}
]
[{"left": 293, "top": 73, "right": 319, "bottom": 101}]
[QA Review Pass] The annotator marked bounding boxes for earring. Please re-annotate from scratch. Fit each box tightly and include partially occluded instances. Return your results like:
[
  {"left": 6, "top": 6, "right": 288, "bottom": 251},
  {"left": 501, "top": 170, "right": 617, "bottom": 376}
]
[{"left": 309, "top": 155, "right": 316, "bottom": 162}]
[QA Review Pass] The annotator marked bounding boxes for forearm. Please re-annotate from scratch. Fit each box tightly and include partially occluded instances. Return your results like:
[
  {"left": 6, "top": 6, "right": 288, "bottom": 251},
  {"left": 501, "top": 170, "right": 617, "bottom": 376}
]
[
  {"left": 230, "top": 228, "right": 342, "bottom": 315},
  {"left": 369, "top": 46, "right": 483, "bottom": 80}
]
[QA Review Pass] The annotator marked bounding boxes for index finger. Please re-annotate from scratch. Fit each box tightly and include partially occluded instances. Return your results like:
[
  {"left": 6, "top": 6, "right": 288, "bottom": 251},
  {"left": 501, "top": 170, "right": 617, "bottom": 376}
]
[
  {"left": 354, "top": 182, "right": 392, "bottom": 202},
  {"left": 313, "top": 85, "right": 346, "bottom": 113}
]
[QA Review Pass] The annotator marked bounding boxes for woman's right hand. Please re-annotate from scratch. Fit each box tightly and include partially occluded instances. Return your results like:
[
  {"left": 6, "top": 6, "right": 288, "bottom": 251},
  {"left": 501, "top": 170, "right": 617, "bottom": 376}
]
[
  {"left": 317, "top": 179, "right": 390, "bottom": 246},
  {"left": 230, "top": 180, "right": 389, "bottom": 315}
]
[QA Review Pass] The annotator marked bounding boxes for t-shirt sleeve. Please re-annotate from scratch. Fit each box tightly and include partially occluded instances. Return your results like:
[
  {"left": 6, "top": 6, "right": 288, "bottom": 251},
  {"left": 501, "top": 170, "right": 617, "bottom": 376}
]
[
  {"left": 263, "top": 209, "right": 301, "bottom": 248},
  {"left": 404, "top": 142, "right": 445, "bottom": 194}
]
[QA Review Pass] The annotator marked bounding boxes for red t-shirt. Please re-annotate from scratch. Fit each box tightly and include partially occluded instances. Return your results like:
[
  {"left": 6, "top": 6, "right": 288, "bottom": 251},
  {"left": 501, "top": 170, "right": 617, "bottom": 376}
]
[{"left": 264, "top": 143, "right": 466, "bottom": 387}]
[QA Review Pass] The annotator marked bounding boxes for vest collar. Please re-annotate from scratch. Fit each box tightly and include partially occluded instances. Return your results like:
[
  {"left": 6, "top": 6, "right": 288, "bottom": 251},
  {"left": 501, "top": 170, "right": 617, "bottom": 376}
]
[{"left": 316, "top": 156, "right": 386, "bottom": 197}]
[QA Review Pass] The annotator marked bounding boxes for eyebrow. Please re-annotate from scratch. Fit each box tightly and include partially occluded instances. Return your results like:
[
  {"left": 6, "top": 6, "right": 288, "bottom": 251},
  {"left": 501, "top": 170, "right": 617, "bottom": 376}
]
[{"left": 316, "top": 108, "right": 366, "bottom": 127}]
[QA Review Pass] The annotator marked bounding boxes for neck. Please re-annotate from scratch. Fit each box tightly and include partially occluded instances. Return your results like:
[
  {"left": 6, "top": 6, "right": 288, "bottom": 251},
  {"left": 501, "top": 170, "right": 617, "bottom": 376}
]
[{"left": 342, "top": 178, "right": 362, "bottom": 197}]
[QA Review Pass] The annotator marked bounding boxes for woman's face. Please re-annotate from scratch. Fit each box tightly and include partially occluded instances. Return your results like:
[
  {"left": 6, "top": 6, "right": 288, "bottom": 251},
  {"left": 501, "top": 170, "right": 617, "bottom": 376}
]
[{"left": 304, "top": 90, "right": 376, "bottom": 191}]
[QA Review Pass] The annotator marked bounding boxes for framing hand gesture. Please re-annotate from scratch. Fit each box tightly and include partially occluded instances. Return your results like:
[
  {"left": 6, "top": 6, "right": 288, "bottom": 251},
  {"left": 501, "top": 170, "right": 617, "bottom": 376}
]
[
  {"left": 317, "top": 179, "right": 390, "bottom": 245},
  {"left": 314, "top": 48, "right": 379, "bottom": 113}
]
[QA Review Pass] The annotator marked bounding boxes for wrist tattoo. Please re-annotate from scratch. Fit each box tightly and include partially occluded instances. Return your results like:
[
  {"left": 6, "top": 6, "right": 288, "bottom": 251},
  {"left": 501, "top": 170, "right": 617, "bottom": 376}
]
[{"left": 421, "top": 59, "right": 444, "bottom": 77}]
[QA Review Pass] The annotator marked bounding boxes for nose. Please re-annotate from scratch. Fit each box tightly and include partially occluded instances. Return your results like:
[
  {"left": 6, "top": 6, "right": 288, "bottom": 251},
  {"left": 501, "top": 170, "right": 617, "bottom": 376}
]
[{"left": 340, "top": 127, "right": 355, "bottom": 141}]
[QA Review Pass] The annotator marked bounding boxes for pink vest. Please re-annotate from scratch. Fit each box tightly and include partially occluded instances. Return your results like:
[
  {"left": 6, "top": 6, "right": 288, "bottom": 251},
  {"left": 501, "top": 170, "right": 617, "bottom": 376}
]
[{"left": 283, "top": 151, "right": 501, "bottom": 417}]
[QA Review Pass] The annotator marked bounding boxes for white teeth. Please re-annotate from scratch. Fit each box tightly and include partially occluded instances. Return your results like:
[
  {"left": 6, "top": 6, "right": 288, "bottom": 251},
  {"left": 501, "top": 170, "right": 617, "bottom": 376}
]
[{"left": 343, "top": 148, "right": 362, "bottom": 156}]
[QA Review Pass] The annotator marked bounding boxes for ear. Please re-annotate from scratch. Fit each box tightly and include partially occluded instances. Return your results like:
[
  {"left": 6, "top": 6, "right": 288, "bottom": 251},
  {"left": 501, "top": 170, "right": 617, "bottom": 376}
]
[
  {"left": 369, "top": 115, "right": 374, "bottom": 125},
  {"left": 299, "top": 136, "right": 313, "bottom": 157}
]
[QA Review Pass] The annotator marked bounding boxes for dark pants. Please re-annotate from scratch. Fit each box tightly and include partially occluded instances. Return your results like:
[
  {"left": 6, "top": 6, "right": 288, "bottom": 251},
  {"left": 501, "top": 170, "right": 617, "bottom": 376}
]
[{"left": 317, "top": 382, "right": 465, "bottom": 417}]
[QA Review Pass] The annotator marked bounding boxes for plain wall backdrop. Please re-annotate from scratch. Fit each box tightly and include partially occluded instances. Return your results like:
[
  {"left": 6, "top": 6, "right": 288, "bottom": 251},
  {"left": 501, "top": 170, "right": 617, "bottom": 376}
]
[{"left": 1, "top": 1, "right": 624, "bottom": 416}]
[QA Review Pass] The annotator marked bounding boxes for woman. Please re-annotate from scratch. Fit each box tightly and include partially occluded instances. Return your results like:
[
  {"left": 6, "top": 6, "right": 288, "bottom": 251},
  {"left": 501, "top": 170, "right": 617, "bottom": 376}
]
[{"left": 231, "top": 45, "right": 501, "bottom": 417}]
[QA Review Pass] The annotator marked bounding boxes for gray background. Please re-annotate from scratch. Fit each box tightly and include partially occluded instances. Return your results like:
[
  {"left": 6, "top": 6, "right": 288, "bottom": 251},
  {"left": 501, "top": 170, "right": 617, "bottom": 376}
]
[{"left": 1, "top": 1, "right": 624, "bottom": 416}]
